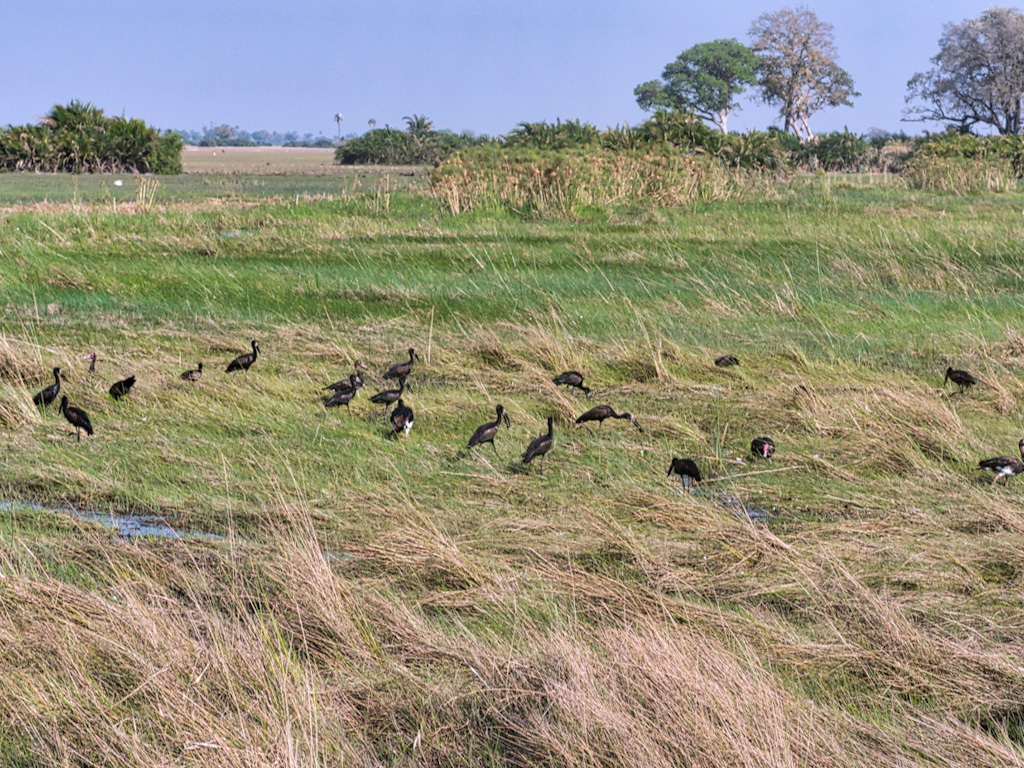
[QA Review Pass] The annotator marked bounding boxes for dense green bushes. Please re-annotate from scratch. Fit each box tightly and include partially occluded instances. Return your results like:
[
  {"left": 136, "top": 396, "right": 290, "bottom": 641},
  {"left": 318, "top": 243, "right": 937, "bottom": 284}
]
[
  {"left": 0, "top": 101, "right": 182, "bottom": 174},
  {"left": 335, "top": 126, "right": 491, "bottom": 165}
]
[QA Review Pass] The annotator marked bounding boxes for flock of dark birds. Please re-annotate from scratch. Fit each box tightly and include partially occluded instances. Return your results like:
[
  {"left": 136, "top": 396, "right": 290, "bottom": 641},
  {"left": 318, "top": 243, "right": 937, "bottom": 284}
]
[{"left": 28, "top": 344, "right": 1021, "bottom": 488}]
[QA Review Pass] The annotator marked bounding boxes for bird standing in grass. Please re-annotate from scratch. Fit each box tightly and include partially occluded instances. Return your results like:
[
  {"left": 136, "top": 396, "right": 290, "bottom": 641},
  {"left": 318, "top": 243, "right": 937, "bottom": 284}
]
[
  {"left": 59, "top": 396, "right": 93, "bottom": 441},
  {"left": 751, "top": 436, "right": 775, "bottom": 460},
  {"left": 109, "top": 376, "right": 136, "bottom": 400},
  {"left": 522, "top": 416, "right": 554, "bottom": 470},
  {"left": 667, "top": 457, "right": 702, "bottom": 488},
  {"left": 383, "top": 348, "right": 420, "bottom": 382},
  {"left": 180, "top": 362, "right": 203, "bottom": 381},
  {"left": 468, "top": 404, "right": 511, "bottom": 456},
  {"left": 553, "top": 371, "right": 590, "bottom": 396},
  {"left": 324, "top": 384, "right": 358, "bottom": 411},
  {"left": 325, "top": 360, "right": 367, "bottom": 392},
  {"left": 390, "top": 399, "right": 414, "bottom": 437},
  {"left": 84, "top": 352, "right": 97, "bottom": 374},
  {"left": 369, "top": 376, "right": 406, "bottom": 417},
  {"left": 715, "top": 354, "right": 739, "bottom": 367},
  {"left": 979, "top": 439, "right": 1024, "bottom": 485},
  {"left": 227, "top": 340, "right": 259, "bottom": 377},
  {"left": 324, "top": 374, "right": 362, "bottom": 406},
  {"left": 575, "top": 405, "right": 643, "bottom": 435},
  {"left": 944, "top": 366, "right": 976, "bottom": 394},
  {"left": 33, "top": 367, "right": 64, "bottom": 407}
]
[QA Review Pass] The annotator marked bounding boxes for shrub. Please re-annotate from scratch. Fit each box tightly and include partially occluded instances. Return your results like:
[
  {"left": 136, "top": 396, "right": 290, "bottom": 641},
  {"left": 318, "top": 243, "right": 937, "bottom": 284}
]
[
  {"left": 335, "top": 127, "right": 490, "bottom": 165},
  {"left": 504, "top": 119, "right": 602, "bottom": 149},
  {"left": 903, "top": 155, "right": 1017, "bottom": 192},
  {"left": 911, "top": 132, "right": 1024, "bottom": 177},
  {"left": 150, "top": 131, "right": 184, "bottom": 174},
  {"left": 0, "top": 100, "right": 182, "bottom": 174},
  {"left": 769, "top": 128, "right": 873, "bottom": 172}
]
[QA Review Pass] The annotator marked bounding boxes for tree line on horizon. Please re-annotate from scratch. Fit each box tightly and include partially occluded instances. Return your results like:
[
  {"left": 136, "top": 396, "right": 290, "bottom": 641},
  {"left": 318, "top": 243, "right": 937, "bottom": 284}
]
[{"left": 173, "top": 124, "right": 335, "bottom": 148}]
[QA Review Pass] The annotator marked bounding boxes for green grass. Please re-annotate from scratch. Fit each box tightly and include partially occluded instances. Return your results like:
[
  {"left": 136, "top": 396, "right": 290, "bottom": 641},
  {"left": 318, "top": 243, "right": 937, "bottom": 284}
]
[{"left": 3, "top": 177, "right": 1024, "bottom": 766}]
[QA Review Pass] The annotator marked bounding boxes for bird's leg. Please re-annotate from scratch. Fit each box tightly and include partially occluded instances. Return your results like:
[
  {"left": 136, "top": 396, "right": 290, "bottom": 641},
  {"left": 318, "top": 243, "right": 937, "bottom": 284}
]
[
  {"left": 598, "top": 421, "right": 603, "bottom": 435},
  {"left": 491, "top": 441, "right": 499, "bottom": 457}
]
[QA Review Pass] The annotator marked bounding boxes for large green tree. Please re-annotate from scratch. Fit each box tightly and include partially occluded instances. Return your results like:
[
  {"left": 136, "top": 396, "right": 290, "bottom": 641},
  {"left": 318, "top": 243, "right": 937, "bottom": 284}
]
[
  {"left": 749, "top": 6, "right": 858, "bottom": 141},
  {"left": 634, "top": 39, "right": 758, "bottom": 133},
  {"left": 905, "top": 6, "right": 1024, "bottom": 135}
]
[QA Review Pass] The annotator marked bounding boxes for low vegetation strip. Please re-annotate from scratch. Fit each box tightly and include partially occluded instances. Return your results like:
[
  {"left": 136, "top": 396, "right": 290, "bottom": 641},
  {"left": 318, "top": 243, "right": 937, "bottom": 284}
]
[{"left": 2, "top": 180, "right": 1024, "bottom": 766}]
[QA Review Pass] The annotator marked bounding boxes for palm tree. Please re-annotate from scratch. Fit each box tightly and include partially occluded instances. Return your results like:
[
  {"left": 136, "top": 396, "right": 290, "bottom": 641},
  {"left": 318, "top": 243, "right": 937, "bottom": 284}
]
[
  {"left": 402, "top": 114, "right": 434, "bottom": 145},
  {"left": 333, "top": 113, "right": 344, "bottom": 140}
]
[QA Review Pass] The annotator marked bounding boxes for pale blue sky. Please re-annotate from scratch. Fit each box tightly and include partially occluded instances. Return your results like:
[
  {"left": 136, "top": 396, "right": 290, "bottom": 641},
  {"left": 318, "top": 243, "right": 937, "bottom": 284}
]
[{"left": 3, "top": 1, "right": 1015, "bottom": 137}]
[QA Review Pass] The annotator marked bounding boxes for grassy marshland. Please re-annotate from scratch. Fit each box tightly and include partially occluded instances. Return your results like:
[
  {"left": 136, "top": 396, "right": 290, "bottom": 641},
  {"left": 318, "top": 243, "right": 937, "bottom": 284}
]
[{"left": 3, "top": 175, "right": 1024, "bottom": 766}]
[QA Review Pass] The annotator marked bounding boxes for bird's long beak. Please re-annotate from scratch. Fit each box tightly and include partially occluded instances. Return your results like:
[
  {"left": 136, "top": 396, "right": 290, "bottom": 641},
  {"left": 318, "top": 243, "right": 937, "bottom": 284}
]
[{"left": 763, "top": 445, "right": 769, "bottom": 457}]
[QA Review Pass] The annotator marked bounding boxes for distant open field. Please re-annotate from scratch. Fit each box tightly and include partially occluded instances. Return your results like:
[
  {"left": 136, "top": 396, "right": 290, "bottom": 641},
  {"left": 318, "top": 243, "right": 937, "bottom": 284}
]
[
  {"left": 0, "top": 147, "right": 426, "bottom": 206},
  {"left": 3, "top": 175, "right": 1024, "bottom": 766},
  {"left": 182, "top": 144, "right": 426, "bottom": 180}
]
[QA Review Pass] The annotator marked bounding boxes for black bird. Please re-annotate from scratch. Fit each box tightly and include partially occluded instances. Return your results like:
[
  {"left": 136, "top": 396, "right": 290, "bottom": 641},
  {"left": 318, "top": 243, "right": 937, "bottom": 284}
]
[
  {"left": 715, "top": 354, "right": 739, "bottom": 368},
  {"left": 944, "top": 366, "right": 976, "bottom": 394},
  {"left": 390, "top": 398, "right": 415, "bottom": 437},
  {"left": 522, "top": 416, "right": 554, "bottom": 470},
  {"left": 575, "top": 404, "right": 643, "bottom": 435},
  {"left": 979, "top": 438, "right": 1024, "bottom": 485},
  {"left": 59, "top": 395, "right": 93, "bottom": 441},
  {"left": 383, "top": 348, "right": 420, "bottom": 381},
  {"left": 552, "top": 371, "right": 590, "bottom": 396},
  {"left": 369, "top": 376, "right": 406, "bottom": 416},
  {"left": 324, "top": 360, "right": 368, "bottom": 392},
  {"left": 324, "top": 385, "right": 357, "bottom": 411},
  {"left": 33, "top": 367, "right": 64, "bottom": 407},
  {"left": 108, "top": 376, "right": 136, "bottom": 400},
  {"left": 325, "top": 374, "right": 361, "bottom": 400},
  {"left": 84, "top": 352, "right": 97, "bottom": 374},
  {"left": 468, "top": 404, "right": 511, "bottom": 456},
  {"left": 667, "top": 457, "right": 702, "bottom": 488},
  {"left": 226, "top": 340, "right": 259, "bottom": 376},
  {"left": 180, "top": 362, "right": 203, "bottom": 382},
  {"left": 751, "top": 436, "right": 776, "bottom": 460}
]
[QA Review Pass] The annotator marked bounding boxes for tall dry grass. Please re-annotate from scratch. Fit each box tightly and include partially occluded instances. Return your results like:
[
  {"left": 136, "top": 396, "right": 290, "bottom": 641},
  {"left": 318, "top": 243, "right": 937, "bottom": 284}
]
[{"left": 430, "top": 149, "right": 765, "bottom": 216}]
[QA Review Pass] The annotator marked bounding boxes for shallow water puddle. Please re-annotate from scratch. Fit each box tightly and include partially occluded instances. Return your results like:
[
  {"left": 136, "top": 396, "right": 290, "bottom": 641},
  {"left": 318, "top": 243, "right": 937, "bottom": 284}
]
[{"left": 1, "top": 499, "right": 222, "bottom": 541}]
